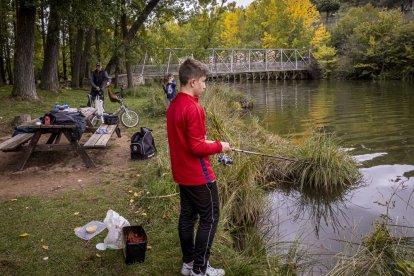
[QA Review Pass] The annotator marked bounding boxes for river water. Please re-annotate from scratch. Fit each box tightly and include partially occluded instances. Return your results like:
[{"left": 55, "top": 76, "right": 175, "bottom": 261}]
[{"left": 228, "top": 80, "right": 414, "bottom": 273}]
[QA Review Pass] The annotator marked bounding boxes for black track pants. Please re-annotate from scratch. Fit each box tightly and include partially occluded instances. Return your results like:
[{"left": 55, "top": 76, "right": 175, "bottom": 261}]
[{"left": 178, "top": 182, "right": 220, "bottom": 274}]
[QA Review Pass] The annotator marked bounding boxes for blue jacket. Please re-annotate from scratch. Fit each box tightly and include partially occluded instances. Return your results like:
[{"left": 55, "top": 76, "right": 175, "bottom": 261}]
[{"left": 164, "top": 81, "right": 177, "bottom": 100}]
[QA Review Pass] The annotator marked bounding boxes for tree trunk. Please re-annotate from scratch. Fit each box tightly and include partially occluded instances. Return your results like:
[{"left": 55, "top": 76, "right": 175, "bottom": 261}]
[
  {"left": 121, "top": 10, "right": 133, "bottom": 88},
  {"left": 68, "top": 25, "right": 75, "bottom": 83},
  {"left": 0, "top": 45, "right": 5, "bottom": 85},
  {"left": 0, "top": 1, "right": 6, "bottom": 85},
  {"left": 11, "top": 0, "right": 37, "bottom": 99},
  {"left": 113, "top": 20, "right": 120, "bottom": 87},
  {"left": 105, "top": 0, "right": 161, "bottom": 74},
  {"left": 40, "top": 4, "right": 60, "bottom": 91},
  {"left": 95, "top": 28, "right": 101, "bottom": 62},
  {"left": 79, "top": 28, "right": 93, "bottom": 87},
  {"left": 61, "top": 28, "right": 67, "bottom": 81},
  {"left": 5, "top": 39, "right": 13, "bottom": 85},
  {"left": 39, "top": 0, "right": 46, "bottom": 54},
  {"left": 70, "top": 28, "right": 84, "bottom": 88}
]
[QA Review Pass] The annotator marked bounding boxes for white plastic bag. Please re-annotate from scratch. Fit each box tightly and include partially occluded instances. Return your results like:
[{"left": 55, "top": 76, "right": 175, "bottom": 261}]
[{"left": 98, "top": 209, "right": 130, "bottom": 250}]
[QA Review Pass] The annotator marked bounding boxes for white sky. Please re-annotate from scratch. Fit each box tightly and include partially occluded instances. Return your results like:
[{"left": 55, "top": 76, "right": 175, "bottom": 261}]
[{"left": 235, "top": 0, "right": 254, "bottom": 7}]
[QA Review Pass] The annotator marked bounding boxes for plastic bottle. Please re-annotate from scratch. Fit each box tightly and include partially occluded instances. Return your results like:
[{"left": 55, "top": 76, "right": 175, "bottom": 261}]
[
  {"left": 55, "top": 103, "right": 60, "bottom": 112},
  {"left": 64, "top": 103, "right": 69, "bottom": 110}
]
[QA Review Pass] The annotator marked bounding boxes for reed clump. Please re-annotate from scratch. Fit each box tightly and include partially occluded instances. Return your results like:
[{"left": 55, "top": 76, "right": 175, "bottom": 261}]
[
  {"left": 329, "top": 222, "right": 414, "bottom": 276},
  {"left": 286, "top": 132, "right": 361, "bottom": 194}
]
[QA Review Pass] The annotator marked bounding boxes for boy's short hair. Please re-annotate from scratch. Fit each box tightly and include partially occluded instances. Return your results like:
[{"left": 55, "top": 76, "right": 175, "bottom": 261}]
[
  {"left": 179, "top": 59, "right": 208, "bottom": 86},
  {"left": 165, "top": 73, "right": 174, "bottom": 81}
]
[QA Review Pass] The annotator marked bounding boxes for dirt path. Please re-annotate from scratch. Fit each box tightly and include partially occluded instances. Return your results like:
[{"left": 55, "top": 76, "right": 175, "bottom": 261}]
[{"left": 0, "top": 133, "right": 133, "bottom": 201}]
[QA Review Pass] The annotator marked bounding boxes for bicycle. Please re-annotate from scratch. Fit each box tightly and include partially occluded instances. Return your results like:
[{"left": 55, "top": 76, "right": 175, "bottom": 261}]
[{"left": 87, "top": 86, "right": 140, "bottom": 128}]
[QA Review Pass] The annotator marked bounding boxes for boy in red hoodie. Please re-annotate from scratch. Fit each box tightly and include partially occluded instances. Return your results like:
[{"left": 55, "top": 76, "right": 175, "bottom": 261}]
[{"left": 167, "top": 59, "right": 231, "bottom": 276}]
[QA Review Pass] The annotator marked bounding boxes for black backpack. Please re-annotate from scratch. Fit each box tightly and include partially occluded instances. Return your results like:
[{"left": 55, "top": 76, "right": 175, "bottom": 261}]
[{"left": 130, "top": 127, "right": 157, "bottom": 160}]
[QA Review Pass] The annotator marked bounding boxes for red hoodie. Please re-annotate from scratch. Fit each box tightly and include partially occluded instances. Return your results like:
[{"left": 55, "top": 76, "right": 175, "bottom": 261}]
[{"left": 167, "top": 92, "right": 222, "bottom": 185}]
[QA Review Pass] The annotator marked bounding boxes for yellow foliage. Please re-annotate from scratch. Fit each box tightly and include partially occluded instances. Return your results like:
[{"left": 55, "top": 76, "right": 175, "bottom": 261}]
[
  {"left": 285, "top": 0, "right": 320, "bottom": 28},
  {"left": 311, "top": 25, "right": 331, "bottom": 48},
  {"left": 220, "top": 9, "right": 243, "bottom": 47}
]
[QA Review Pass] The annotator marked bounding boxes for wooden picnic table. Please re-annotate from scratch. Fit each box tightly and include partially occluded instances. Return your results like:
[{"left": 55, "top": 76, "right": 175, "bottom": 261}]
[
  {"left": 0, "top": 108, "right": 121, "bottom": 171},
  {"left": 13, "top": 121, "right": 95, "bottom": 171}
]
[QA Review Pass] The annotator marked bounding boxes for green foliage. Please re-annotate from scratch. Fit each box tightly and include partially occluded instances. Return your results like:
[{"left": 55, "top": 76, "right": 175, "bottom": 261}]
[
  {"left": 314, "top": 0, "right": 340, "bottom": 14},
  {"left": 331, "top": 4, "right": 414, "bottom": 79},
  {"left": 142, "top": 85, "right": 168, "bottom": 117},
  {"left": 313, "top": 44, "right": 338, "bottom": 78}
]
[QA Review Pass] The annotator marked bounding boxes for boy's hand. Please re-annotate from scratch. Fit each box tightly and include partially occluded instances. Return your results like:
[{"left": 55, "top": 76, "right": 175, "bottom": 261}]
[{"left": 220, "top": 142, "right": 231, "bottom": 152}]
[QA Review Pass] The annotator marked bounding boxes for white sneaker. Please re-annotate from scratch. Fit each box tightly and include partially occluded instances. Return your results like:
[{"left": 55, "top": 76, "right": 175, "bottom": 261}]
[
  {"left": 181, "top": 261, "right": 194, "bottom": 276},
  {"left": 206, "top": 263, "right": 225, "bottom": 276},
  {"left": 190, "top": 263, "right": 225, "bottom": 276}
]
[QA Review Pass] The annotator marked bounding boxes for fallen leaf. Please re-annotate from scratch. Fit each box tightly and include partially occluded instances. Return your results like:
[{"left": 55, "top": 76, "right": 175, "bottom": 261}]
[
  {"left": 141, "top": 213, "right": 147, "bottom": 217},
  {"left": 11, "top": 199, "right": 18, "bottom": 202},
  {"left": 133, "top": 192, "right": 139, "bottom": 197},
  {"left": 129, "top": 199, "right": 134, "bottom": 203},
  {"left": 19, "top": 233, "right": 29, "bottom": 237},
  {"left": 146, "top": 245, "right": 152, "bottom": 251},
  {"left": 128, "top": 190, "right": 133, "bottom": 193},
  {"left": 96, "top": 253, "right": 101, "bottom": 258},
  {"left": 42, "top": 245, "right": 49, "bottom": 250},
  {"left": 73, "top": 212, "right": 80, "bottom": 215},
  {"left": 25, "top": 207, "right": 29, "bottom": 209},
  {"left": 43, "top": 257, "right": 49, "bottom": 261},
  {"left": 41, "top": 238, "right": 44, "bottom": 242},
  {"left": 162, "top": 213, "right": 169, "bottom": 219}
]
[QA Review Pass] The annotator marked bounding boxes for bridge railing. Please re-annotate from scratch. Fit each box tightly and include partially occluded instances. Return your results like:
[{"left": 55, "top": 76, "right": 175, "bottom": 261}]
[{"left": 134, "top": 48, "right": 312, "bottom": 77}]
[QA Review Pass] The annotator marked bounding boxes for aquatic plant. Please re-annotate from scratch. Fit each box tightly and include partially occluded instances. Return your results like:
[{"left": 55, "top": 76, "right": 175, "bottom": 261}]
[
  {"left": 329, "top": 222, "right": 414, "bottom": 276},
  {"left": 287, "top": 132, "right": 361, "bottom": 194}
]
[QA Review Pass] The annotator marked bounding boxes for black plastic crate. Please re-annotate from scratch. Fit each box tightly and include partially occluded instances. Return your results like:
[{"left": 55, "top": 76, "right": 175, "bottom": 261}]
[{"left": 122, "top": 225, "right": 148, "bottom": 264}]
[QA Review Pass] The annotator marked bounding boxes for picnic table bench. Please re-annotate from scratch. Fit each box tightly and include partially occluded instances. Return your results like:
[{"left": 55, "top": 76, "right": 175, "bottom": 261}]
[
  {"left": 0, "top": 133, "right": 34, "bottom": 152},
  {"left": 83, "top": 124, "right": 119, "bottom": 148}
]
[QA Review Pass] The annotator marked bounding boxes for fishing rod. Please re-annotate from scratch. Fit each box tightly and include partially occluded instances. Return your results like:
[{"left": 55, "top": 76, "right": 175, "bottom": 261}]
[{"left": 231, "top": 148, "right": 312, "bottom": 165}]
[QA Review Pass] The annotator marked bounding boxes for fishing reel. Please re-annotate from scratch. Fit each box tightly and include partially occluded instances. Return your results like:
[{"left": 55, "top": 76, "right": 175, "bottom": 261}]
[{"left": 218, "top": 154, "right": 233, "bottom": 166}]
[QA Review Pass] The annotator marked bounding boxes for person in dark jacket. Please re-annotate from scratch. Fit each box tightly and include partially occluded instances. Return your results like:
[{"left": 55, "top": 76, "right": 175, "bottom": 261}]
[{"left": 87, "top": 62, "right": 110, "bottom": 107}]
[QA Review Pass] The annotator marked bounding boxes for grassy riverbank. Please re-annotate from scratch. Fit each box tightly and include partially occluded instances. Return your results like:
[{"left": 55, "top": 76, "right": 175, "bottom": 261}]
[{"left": 0, "top": 83, "right": 361, "bottom": 275}]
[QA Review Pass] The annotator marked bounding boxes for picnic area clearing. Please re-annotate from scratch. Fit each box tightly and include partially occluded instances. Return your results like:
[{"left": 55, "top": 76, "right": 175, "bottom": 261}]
[{"left": 0, "top": 133, "right": 132, "bottom": 200}]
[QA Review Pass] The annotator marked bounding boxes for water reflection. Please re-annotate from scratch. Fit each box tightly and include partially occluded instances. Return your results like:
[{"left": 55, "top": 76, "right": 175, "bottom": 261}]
[{"left": 276, "top": 181, "right": 362, "bottom": 238}]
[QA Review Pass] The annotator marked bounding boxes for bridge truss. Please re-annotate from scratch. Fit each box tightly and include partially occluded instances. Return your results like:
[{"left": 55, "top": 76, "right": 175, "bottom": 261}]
[{"left": 134, "top": 48, "right": 312, "bottom": 79}]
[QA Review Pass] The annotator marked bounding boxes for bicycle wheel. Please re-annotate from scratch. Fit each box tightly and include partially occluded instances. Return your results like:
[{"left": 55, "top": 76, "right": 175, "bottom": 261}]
[{"left": 121, "top": 109, "right": 139, "bottom": 128}]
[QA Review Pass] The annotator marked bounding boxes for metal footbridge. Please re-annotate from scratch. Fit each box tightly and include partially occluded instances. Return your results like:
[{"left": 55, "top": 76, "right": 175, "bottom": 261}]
[{"left": 134, "top": 48, "right": 312, "bottom": 80}]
